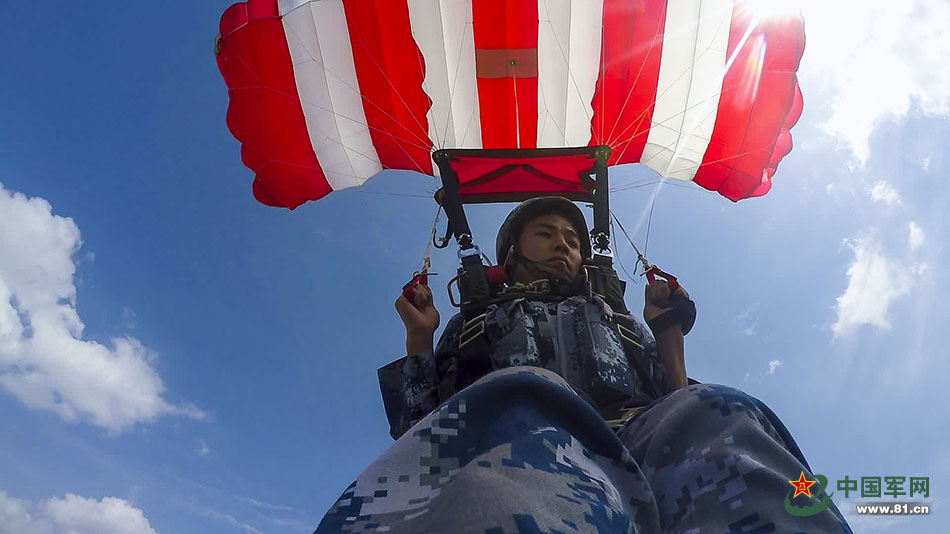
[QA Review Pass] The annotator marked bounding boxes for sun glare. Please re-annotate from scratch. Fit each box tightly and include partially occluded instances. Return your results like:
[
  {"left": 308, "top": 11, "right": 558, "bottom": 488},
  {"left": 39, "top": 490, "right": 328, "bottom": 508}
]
[{"left": 746, "top": 0, "right": 804, "bottom": 20}]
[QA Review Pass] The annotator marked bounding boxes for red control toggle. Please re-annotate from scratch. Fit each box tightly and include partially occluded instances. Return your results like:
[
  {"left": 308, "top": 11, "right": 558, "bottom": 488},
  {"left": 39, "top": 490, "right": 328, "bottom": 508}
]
[
  {"left": 401, "top": 272, "right": 429, "bottom": 304},
  {"left": 644, "top": 265, "right": 680, "bottom": 294}
]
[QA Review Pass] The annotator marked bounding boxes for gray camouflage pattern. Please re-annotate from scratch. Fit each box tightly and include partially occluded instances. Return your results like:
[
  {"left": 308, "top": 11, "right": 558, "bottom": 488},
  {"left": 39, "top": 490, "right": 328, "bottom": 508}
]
[
  {"left": 315, "top": 367, "right": 852, "bottom": 533},
  {"left": 379, "top": 296, "right": 668, "bottom": 439}
]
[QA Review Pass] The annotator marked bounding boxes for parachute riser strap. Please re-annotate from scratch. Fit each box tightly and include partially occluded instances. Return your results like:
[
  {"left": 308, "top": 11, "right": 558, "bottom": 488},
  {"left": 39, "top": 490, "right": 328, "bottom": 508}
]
[
  {"left": 584, "top": 256, "right": 629, "bottom": 315},
  {"left": 590, "top": 147, "right": 612, "bottom": 257},
  {"left": 433, "top": 150, "right": 493, "bottom": 316},
  {"left": 432, "top": 150, "right": 475, "bottom": 251},
  {"left": 433, "top": 218, "right": 452, "bottom": 249},
  {"left": 456, "top": 252, "right": 491, "bottom": 314}
]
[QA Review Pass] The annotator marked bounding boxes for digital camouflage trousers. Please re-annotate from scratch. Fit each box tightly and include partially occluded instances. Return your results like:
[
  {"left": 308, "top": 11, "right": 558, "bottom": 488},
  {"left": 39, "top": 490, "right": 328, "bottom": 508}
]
[{"left": 315, "top": 367, "right": 852, "bottom": 533}]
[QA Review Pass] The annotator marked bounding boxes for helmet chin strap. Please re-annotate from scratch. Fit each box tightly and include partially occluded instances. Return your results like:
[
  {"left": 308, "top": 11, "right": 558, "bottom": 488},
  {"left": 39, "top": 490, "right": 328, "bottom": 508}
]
[{"left": 505, "top": 246, "right": 586, "bottom": 294}]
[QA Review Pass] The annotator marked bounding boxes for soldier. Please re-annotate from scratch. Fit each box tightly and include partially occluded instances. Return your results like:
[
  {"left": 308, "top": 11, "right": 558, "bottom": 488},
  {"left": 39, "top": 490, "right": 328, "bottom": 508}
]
[{"left": 315, "top": 197, "right": 852, "bottom": 533}]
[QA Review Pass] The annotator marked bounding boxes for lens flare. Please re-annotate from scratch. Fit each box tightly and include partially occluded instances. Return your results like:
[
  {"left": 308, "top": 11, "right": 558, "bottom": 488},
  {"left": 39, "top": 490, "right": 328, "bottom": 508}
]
[{"left": 746, "top": 0, "right": 803, "bottom": 20}]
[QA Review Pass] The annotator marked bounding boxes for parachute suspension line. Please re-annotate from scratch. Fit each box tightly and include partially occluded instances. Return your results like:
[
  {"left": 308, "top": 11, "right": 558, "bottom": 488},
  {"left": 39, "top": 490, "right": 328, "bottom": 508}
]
[
  {"left": 609, "top": 54, "right": 737, "bottom": 159},
  {"left": 652, "top": 178, "right": 715, "bottom": 195},
  {"left": 440, "top": 19, "right": 477, "bottom": 149},
  {"left": 602, "top": 9, "right": 667, "bottom": 147},
  {"left": 337, "top": 21, "right": 432, "bottom": 149},
  {"left": 236, "top": 42, "right": 434, "bottom": 174},
  {"left": 278, "top": 29, "right": 435, "bottom": 153},
  {"left": 609, "top": 215, "right": 640, "bottom": 285},
  {"left": 643, "top": 181, "right": 661, "bottom": 257},
  {"left": 511, "top": 68, "right": 522, "bottom": 148},
  {"left": 610, "top": 207, "right": 651, "bottom": 277},
  {"left": 422, "top": 204, "right": 444, "bottom": 273},
  {"left": 655, "top": 16, "right": 758, "bottom": 175},
  {"left": 536, "top": 85, "right": 569, "bottom": 144},
  {"left": 353, "top": 190, "right": 435, "bottom": 199},
  {"left": 610, "top": 77, "right": 714, "bottom": 167},
  {"left": 658, "top": 7, "right": 706, "bottom": 179},
  {"left": 687, "top": 147, "right": 773, "bottom": 173},
  {"left": 609, "top": 79, "right": 730, "bottom": 176},
  {"left": 612, "top": 177, "right": 716, "bottom": 197},
  {"left": 411, "top": 2, "right": 444, "bottom": 150},
  {"left": 610, "top": 177, "right": 658, "bottom": 193},
  {"left": 606, "top": 10, "right": 726, "bottom": 165},
  {"left": 242, "top": 143, "right": 375, "bottom": 185},
  {"left": 401, "top": 205, "right": 443, "bottom": 304},
  {"left": 281, "top": 94, "right": 434, "bottom": 153},
  {"left": 539, "top": 0, "right": 595, "bottom": 129},
  {"left": 641, "top": 26, "right": 758, "bottom": 169},
  {"left": 276, "top": 24, "right": 433, "bottom": 174},
  {"left": 456, "top": 111, "right": 478, "bottom": 153},
  {"left": 598, "top": 15, "right": 606, "bottom": 150},
  {"left": 612, "top": 12, "right": 761, "bottom": 169}
]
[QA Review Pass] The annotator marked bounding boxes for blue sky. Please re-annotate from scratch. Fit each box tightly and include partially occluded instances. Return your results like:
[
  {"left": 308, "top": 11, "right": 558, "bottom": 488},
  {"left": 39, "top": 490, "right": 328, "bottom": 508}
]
[{"left": 0, "top": 1, "right": 947, "bottom": 533}]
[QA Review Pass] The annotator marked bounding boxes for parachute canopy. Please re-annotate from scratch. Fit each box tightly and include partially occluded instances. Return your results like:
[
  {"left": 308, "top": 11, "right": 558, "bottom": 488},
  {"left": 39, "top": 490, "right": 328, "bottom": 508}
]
[{"left": 216, "top": 0, "right": 805, "bottom": 209}]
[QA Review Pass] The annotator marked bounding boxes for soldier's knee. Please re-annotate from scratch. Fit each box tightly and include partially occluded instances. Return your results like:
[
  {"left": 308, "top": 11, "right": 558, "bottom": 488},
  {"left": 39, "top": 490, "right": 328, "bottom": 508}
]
[
  {"left": 683, "top": 383, "right": 806, "bottom": 459},
  {"left": 689, "top": 383, "right": 765, "bottom": 413},
  {"left": 655, "top": 383, "right": 779, "bottom": 433}
]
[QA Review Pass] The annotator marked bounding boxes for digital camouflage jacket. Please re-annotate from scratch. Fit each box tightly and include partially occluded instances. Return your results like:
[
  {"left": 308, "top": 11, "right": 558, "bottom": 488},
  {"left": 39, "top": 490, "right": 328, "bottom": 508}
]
[{"left": 378, "top": 294, "right": 672, "bottom": 439}]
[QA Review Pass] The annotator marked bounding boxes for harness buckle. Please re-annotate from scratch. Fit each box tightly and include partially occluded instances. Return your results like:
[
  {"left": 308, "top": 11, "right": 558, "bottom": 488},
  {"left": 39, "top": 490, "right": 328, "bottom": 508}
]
[
  {"left": 459, "top": 312, "right": 487, "bottom": 350},
  {"left": 617, "top": 323, "right": 644, "bottom": 350},
  {"left": 605, "top": 406, "right": 642, "bottom": 429}
]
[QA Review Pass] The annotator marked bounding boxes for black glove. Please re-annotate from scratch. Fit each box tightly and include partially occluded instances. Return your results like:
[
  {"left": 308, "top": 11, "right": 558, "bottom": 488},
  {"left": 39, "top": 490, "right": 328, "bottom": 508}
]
[{"left": 646, "top": 294, "right": 696, "bottom": 335}]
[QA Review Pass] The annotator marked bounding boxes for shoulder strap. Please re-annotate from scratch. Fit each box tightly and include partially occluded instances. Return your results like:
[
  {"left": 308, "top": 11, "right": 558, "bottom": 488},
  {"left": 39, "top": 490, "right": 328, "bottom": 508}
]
[
  {"left": 585, "top": 256, "right": 629, "bottom": 314},
  {"left": 613, "top": 313, "right": 664, "bottom": 399}
]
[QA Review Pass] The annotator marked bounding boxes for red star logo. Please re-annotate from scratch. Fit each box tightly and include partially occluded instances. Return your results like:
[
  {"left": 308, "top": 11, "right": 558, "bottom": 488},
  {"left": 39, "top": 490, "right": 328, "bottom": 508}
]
[{"left": 788, "top": 471, "right": 817, "bottom": 498}]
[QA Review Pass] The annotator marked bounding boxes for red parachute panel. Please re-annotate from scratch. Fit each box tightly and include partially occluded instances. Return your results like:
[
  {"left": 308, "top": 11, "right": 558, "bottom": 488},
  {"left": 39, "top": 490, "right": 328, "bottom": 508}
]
[{"left": 216, "top": 0, "right": 329, "bottom": 209}]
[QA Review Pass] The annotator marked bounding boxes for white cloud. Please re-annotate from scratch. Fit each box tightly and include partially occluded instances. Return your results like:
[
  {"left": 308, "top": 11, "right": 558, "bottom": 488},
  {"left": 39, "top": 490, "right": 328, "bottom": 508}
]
[
  {"left": 122, "top": 306, "right": 138, "bottom": 330},
  {"left": 733, "top": 303, "right": 760, "bottom": 337},
  {"left": 238, "top": 497, "right": 317, "bottom": 532},
  {"left": 0, "top": 184, "right": 203, "bottom": 432},
  {"left": 838, "top": 505, "right": 903, "bottom": 534},
  {"left": 0, "top": 491, "right": 157, "bottom": 534},
  {"left": 767, "top": 360, "right": 782, "bottom": 374},
  {"left": 800, "top": 0, "right": 950, "bottom": 164},
  {"left": 908, "top": 221, "right": 925, "bottom": 252},
  {"left": 832, "top": 234, "right": 918, "bottom": 337},
  {"left": 867, "top": 181, "right": 902, "bottom": 206},
  {"left": 195, "top": 508, "right": 263, "bottom": 534},
  {"left": 920, "top": 155, "right": 931, "bottom": 172},
  {"left": 197, "top": 439, "right": 211, "bottom": 456}
]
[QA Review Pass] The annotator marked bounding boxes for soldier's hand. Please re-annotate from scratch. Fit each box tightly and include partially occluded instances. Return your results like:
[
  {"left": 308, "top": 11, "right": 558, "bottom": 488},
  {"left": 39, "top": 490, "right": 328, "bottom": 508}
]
[
  {"left": 395, "top": 284, "right": 440, "bottom": 339},
  {"left": 643, "top": 280, "right": 689, "bottom": 324}
]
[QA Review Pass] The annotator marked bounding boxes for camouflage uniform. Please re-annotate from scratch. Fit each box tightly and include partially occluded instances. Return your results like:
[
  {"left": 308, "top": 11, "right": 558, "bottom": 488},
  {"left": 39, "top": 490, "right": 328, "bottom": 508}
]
[
  {"left": 379, "top": 293, "right": 669, "bottom": 439},
  {"left": 315, "top": 299, "right": 852, "bottom": 533}
]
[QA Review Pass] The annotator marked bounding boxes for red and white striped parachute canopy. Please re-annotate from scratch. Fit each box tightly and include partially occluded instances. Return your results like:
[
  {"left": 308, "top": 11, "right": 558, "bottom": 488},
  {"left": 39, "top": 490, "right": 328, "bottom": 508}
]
[{"left": 215, "top": 0, "right": 804, "bottom": 209}]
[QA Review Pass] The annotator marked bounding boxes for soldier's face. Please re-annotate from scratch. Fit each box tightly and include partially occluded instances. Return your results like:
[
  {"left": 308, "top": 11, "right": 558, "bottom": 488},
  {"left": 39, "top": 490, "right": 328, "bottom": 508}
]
[{"left": 513, "top": 214, "right": 583, "bottom": 283}]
